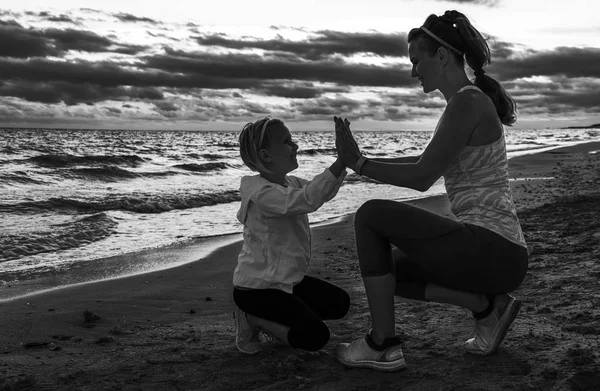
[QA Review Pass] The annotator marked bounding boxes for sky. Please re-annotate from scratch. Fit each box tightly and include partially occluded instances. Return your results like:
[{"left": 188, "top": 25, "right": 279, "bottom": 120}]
[{"left": 1, "top": 0, "right": 599, "bottom": 131}]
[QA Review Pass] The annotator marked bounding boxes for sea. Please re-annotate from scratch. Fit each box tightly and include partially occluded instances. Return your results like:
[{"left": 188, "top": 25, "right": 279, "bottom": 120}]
[{"left": 2, "top": 127, "right": 599, "bottom": 300}]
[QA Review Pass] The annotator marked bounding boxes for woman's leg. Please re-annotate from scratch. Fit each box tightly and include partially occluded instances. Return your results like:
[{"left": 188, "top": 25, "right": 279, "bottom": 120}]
[
  {"left": 354, "top": 199, "right": 527, "bottom": 344},
  {"left": 355, "top": 199, "right": 471, "bottom": 344},
  {"left": 392, "top": 249, "right": 489, "bottom": 312}
]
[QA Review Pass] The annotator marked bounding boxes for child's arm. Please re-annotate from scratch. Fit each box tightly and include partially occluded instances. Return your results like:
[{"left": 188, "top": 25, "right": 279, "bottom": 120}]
[
  {"left": 328, "top": 157, "right": 345, "bottom": 178},
  {"left": 250, "top": 167, "right": 346, "bottom": 216}
]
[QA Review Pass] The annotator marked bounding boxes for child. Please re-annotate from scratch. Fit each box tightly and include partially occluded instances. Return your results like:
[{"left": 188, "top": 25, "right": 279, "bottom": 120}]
[{"left": 233, "top": 117, "right": 351, "bottom": 355}]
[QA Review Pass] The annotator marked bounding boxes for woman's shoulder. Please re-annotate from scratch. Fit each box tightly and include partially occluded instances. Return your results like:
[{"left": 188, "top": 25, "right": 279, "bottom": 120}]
[{"left": 450, "top": 87, "right": 498, "bottom": 120}]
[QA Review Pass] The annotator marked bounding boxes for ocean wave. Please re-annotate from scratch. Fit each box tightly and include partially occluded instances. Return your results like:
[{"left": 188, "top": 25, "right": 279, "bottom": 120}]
[
  {"left": 215, "top": 142, "right": 238, "bottom": 148},
  {"left": 1, "top": 145, "right": 17, "bottom": 154},
  {"left": 0, "top": 190, "right": 241, "bottom": 214},
  {"left": 507, "top": 144, "right": 559, "bottom": 152},
  {"left": 173, "top": 162, "right": 230, "bottom": 172},
  {"left": 182, "top": 152, "right": 229, "bottom": 160},
  {"left": 67, "top": 166, "right": 190, "bottom": 181},
  {"left": 69, "top": 166, "right": 141, "bottom": 180},
  {"left": 0, "top": 172, "right": 49, "bottom": 186},
  {"left": 299, "top": 148, "right": 336, "bottom": 156},
  {"left": 0, "top": 213, "right": 118, "bottom": 262},
  {"left": 343, "top": 173, "right": 383, "bottom": 184},
  {"left": 28, "top": 154, "right": 146, "bottom": 167}
]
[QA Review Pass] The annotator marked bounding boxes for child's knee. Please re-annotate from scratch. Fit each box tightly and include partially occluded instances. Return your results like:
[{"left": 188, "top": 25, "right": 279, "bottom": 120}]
[{"left": 289, "top": 322, "right": 330, "bottom": 351}]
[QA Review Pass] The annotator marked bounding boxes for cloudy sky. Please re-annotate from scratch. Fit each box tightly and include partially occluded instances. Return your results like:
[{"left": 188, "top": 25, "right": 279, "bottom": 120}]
[{"left": 1, "top": 0, "right": 599, "bottom": 131}]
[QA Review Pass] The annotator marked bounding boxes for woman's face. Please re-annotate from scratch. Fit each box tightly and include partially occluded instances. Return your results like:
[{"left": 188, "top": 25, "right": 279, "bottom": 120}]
[{"left": 408, "top": 37, "right": 441, "bottom": 94}]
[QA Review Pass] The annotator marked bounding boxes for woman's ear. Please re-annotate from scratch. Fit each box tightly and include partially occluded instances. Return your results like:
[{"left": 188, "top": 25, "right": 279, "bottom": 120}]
[
  {"left": 258, "top": 149, "right": 271, "bottom": 163},
  {"left": 437, "top": 47, "right": 449, "bottom": 66}
]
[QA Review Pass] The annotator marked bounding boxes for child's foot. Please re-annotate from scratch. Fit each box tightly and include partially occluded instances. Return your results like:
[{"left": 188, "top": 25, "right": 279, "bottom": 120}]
[
  {"left": 464, "top": 294, "right": 521, "bottom": 356},
  {"left": 234, "top": 307, "right": 262, "bottom": 355},
  {"left": 334, "top": 330, "right": 406, "bottom": 372}
]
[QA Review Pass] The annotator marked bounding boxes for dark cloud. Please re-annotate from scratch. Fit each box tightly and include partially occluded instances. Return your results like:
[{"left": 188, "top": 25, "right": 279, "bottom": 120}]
[
  {"left": 441, "top": 0, "right": 499, "bottom": 5},
  {"left": 105, "top": 107, "right": 122, "bottom": 114},
  {"left": 142, "top": 47, "right": 411, "bottom": 88},
  {"left": 0, "top": 20, "right": 148, "bottom": 58},
  {"left": 492, "top": 47, "right": 600, "bottom": 80},
  {"left": 37, "top": 11, "right": 78, "bottom": 24},
  {"left": 195, "top": 30, "right": 407, "bottom": 60},
  {"left": 114, "top": 13, "right": 159, "bottom": 24},
  {"left": 0, "top": 79, "right": 164, "bottom": 105},
  {"left": 154, "top": 101, "right": 178, "bottom": 112}
]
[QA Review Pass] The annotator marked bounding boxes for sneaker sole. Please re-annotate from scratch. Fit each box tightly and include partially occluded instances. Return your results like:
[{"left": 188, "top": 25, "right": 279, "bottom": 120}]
[
  {"left": 236, "top": 343, "right": 261, "bottom": 355},
  {"left": 336, "top": 356, "right": 407, "bottom": 372}
]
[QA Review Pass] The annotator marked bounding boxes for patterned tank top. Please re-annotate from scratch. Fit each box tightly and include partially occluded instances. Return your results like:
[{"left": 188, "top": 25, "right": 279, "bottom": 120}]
[{"left": 442, "top": 85, "right": 527, "bottom": 247}]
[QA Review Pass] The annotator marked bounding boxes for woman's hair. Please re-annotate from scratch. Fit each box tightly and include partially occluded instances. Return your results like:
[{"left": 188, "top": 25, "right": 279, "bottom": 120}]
[
  {"left": 238, "top": 117, "right": 283, "bottom": 172},
  {"left": 408, "top": 10, "right": 517, "bottom": 126}
]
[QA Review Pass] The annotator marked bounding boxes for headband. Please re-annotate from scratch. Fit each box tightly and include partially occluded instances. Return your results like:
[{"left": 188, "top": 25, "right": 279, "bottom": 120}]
[
  {"left": 420, "top": 26, "right": 464, "bottom": 56},
  {"left": 258, "top": 117, "right": 272, "bottom": 148}
]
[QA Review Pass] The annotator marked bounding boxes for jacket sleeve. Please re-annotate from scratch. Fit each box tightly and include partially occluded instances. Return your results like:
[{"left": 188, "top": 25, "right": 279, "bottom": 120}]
[{"left": 251, "top": 168, "right": 346, "bottom": 216}]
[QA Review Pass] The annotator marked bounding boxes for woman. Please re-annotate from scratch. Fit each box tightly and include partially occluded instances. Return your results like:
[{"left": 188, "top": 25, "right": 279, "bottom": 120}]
[{"left": 333, "top": 10, "right": 528, "bottom": 372}]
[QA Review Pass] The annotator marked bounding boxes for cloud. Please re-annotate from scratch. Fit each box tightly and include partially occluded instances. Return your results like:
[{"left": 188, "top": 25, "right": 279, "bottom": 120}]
[
  {"left": 440, "top": 0, "right": 500, "bottom": 6},
  {"left": 113, "top": 12, "right": 159, "bottom": 24},
  {"left": 105, "top": 107, "right": 122, "bottom": 114},
  {"left": 38, "top": 12, "right": 78, "bottom": 24},
  {"left": 493, "top": 47, "right": 600, "bottom": 80},
  {"left": 195, "top": 30, "right": 407, "bottom": 60},
  {"left": 0, "top": 78, "right": 164, "bottom": 105},
  {"left": 0, "top": 19, "right": 148, "bottom": 58},
  {"left": 142, "top": 47, "right": 411, "bottom": 88},
  {"left": 0, "top": 8, "right": 598, "bottom": 128}
]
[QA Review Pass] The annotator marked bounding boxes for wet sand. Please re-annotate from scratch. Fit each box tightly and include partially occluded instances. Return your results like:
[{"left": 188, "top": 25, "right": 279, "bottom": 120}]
[{"left": 1, "top": 142, "right": 599, "bottom": 391}]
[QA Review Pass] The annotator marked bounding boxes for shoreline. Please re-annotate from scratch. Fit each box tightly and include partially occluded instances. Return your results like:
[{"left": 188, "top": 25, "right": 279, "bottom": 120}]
[
  {"left": 0, "top": 140, "right": 599, "bottom": 390},
  {"left": 1, "top": 139, "right": 599, "bottom": 301}
]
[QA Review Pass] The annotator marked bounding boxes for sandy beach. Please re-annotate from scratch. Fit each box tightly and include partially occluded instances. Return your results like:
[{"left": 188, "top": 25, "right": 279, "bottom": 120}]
[{"left": 1, "top": 141, "right": 599, "bottom": 391}]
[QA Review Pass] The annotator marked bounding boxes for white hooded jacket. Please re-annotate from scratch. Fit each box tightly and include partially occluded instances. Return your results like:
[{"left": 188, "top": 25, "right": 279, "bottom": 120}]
[{"left": 233, "top": 168, "right": 346, "bottom": 293}]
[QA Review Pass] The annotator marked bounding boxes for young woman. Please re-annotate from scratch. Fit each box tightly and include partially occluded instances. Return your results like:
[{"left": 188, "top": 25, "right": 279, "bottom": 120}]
[
  {"left": 333, "top": 10, "right": 528, "bottom": 372},
  {"left": 233, "top": 117, "right": 350, "bottom": 355}
]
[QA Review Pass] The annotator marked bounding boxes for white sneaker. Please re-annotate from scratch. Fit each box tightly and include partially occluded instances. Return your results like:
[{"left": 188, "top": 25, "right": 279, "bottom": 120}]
[
  {"left": 465, "top": 294, "right": 521, "bottom": 356},
  {"left": 234, "top": 307, "right": 262, "bottom": 355},
  {"left": 335, "top": 331, "right": 406, "bottom": 372}
]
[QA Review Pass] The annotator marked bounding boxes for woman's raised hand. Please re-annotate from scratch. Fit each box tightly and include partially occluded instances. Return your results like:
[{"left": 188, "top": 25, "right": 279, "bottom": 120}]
[{"left": 334, "top": 116, "right": 362, "bottom": 170}]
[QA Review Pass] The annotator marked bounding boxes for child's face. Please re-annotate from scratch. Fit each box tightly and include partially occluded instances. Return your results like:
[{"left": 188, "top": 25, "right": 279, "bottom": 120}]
[{"left": 262, "top": 123, "right": 299, "bottom": 175}]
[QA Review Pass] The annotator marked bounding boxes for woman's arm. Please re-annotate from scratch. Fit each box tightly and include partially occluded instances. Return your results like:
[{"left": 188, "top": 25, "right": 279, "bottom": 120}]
[
  {"left": 369, "top": 155, "right": 421, "bottom": 164},
  {"left": 336, "top": 92, "right": 482, "bottom": 191}
]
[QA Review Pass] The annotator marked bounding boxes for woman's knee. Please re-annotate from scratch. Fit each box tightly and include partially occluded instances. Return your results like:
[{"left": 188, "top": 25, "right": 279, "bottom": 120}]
[{"left": 354, "top": 199, "right": 384, "bottom": 228}]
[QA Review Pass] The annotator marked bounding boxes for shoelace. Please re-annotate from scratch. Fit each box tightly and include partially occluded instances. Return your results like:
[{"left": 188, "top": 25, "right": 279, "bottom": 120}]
[{"left": 258, "top": 330, "right": 275, "bottom": 343}]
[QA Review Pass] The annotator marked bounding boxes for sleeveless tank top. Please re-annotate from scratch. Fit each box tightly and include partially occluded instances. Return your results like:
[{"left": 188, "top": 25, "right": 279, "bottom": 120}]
[{"left": 442, "top": 85, "right": 527, "bottom": 247}]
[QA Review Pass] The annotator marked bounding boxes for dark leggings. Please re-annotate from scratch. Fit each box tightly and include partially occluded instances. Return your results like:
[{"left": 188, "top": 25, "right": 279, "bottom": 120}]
[
  {"left": 233, "top": 275, "right": 350, "bottom": 351},
  {"left": 355, "top": 199, "right": 528, "bottom": 300}
]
